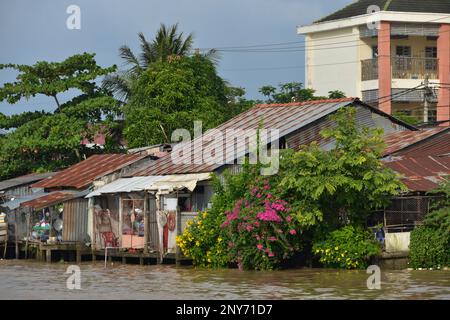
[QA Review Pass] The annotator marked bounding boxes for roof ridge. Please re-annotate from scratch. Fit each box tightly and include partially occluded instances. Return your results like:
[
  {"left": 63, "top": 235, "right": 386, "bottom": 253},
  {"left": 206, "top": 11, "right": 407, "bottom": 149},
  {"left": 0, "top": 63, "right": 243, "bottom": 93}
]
[{"left": 255, "top": 97, "right": 357, "bottom": 108}]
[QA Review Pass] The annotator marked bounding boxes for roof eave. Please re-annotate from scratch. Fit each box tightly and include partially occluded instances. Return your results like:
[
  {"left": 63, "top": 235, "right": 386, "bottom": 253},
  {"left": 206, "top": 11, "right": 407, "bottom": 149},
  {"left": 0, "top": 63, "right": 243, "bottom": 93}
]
[{"left": 297, "top": 11, "right": 450, "bottom": 35}]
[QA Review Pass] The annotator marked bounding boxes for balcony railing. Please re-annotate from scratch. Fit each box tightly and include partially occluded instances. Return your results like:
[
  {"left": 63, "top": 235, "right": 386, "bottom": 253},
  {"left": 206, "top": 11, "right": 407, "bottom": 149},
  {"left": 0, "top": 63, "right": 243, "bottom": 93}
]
[{"left": 362, "top": 57, "right": 439, "bottom": 81}]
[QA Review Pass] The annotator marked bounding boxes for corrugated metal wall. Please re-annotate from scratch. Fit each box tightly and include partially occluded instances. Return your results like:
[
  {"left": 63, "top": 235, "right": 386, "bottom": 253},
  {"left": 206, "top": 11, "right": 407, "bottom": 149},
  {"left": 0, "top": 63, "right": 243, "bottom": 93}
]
[{"left": 63, "top": 198, "right": 89, "bottom": 243}]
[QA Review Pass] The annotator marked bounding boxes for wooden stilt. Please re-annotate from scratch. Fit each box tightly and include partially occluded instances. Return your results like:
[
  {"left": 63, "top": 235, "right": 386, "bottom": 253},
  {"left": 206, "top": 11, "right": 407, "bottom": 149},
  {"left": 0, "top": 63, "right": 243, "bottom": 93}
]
[
  {"left": 46, "top": 249, "right": 51, "bottom": 263},
  {"left": 76, "top": 250, "right": 81, "bottom": 264},
  {"left": 2, "top": 240, "right": 7, "bottom": 259}
]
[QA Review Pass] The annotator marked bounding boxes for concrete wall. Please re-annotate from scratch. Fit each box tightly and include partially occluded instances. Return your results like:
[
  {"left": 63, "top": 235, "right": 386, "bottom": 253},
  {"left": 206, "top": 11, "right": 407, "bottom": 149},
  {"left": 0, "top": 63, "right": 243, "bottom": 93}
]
[
  {"left": 306, "top": 27, "right": 362, "bottom": 98},
  {"left": 385, "top": 232, "right": 410, "bottom": 253}
]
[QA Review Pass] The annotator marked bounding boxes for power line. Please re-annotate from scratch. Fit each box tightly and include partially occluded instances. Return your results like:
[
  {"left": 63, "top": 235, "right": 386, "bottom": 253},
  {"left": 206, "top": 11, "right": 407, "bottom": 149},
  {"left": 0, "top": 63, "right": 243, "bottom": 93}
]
[
  {"left": 197, "top": 14, "right": 450, "bottom": 54},
  {"left": 199, "top": 14, "right": 450, "bottom": 51}
]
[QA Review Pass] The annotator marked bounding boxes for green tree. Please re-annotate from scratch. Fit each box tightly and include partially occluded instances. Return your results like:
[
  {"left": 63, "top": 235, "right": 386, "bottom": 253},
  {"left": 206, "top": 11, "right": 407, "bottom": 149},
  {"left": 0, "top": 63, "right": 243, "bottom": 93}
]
[
  {"left": 102, "top": 23, "right": 199, "bottom": 102},
  {"left": 278, "top": 108, "right": 407, "bottom": 232},
  {"left": 328, "top": 90, "right": 346, "bottom": 99},
  {"left": 0, "top": 53, "right": 115, "bottom": 110},
  {"left": 123, "top": 54, "right": 228, "bottom": 147},
  {"left": 259, "top": 85, "right": 276, "bottom": 103},
  {"left": 0, "top": 54, "right": 121, "bottom": 179}
]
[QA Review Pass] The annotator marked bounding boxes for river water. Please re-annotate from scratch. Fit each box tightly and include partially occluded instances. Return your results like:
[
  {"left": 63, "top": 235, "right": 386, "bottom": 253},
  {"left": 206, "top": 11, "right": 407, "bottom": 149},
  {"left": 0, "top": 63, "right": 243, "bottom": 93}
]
[{"left": 0, "top": 260, "right": 448, "bottom": 300}]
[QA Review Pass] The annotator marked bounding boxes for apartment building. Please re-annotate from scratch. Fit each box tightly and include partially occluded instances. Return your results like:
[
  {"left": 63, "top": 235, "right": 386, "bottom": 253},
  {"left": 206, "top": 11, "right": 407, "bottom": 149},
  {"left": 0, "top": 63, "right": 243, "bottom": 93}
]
[{"left": 297, "top": 0, "right": 450, "bottom": 125}]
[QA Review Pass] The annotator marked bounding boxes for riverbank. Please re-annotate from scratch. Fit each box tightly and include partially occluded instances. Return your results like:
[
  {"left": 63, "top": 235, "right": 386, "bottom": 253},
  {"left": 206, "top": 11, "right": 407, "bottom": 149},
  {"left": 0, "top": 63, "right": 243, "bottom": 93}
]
[{"left": 0, "top": 260, "right": 448, "bottom": 300}]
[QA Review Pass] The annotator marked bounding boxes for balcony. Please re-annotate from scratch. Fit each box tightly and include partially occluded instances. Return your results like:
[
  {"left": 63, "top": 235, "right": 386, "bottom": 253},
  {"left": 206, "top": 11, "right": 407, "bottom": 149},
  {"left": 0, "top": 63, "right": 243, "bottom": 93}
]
[{"left": 361, "top": 57, "right": 439, "bottom": 81}]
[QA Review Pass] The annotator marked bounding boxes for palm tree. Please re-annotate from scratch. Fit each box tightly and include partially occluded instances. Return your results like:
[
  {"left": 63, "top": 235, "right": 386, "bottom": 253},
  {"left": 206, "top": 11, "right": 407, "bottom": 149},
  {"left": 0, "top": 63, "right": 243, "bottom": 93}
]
[{"left": 103, "top": 23, "right": 195, "bottom": 102}]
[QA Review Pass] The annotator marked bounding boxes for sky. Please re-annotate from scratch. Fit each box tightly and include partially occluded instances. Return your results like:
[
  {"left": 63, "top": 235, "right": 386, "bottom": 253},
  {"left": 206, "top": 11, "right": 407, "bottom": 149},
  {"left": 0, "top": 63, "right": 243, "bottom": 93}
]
[{"left": 0, "top": 0, "right": 350, "bottom": 115}]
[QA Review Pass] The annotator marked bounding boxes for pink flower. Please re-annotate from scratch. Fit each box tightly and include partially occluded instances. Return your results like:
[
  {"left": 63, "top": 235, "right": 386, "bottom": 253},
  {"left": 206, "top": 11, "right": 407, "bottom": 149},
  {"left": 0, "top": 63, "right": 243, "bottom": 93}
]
[
  {"left": 286, "top": 215, "right": 292, "bottom": 222},
  {"left": 254, "top": 221, "right": 260, "bottom": 228},
  {"left": 268, "top": 236, "right": 277, "bottom": 242},
  {"left": 256, "top": 235, "right": 261, "bottom": 241},
  {"left": 268, "top": 252, "right": 275, "bottom": 257},
  {"left": 257, "top": 209, "right": 281, "bottom": 222},
  {"left": 257, "top": 244, "right": 264, "bottom": 250},
  {"left": 264, "top": 184, "right": 270, "bottom": 190},
  {"left": 289, "top": 229, "right": 297, "bottom": 235},
  {"left": 267, "top": 193, "right": 273, "bottom": 199},
  {"left": 256, "top": 193, "right": 262, "bottom": 199},
  {"left": 246, "top": 225, "right": 254, "bottom": 232}
]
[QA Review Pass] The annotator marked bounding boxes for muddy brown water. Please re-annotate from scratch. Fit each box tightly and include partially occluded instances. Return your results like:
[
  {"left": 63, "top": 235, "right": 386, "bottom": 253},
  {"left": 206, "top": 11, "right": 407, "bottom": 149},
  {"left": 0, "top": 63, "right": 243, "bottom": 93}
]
[{"left": 0, "top": 260, "right": 448, "bottom": 300}]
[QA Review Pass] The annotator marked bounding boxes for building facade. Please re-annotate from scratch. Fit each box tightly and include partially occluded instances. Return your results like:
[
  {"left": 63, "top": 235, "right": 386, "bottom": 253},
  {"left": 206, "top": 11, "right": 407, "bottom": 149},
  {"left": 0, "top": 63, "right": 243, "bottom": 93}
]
[{"left": 297, "top": 0, "right": 450, "bottom": 125}]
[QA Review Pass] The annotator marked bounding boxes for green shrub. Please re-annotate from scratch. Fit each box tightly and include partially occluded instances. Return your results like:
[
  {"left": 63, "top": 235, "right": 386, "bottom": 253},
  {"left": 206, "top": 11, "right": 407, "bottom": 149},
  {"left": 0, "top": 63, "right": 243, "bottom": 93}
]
[
  {"left": 409, "top": 225, "right": 450, "bottom": 269},
  {"left": 176, "top": 210, "right": 229, "bottom": 268},
  {"left": 409, "top": 206, "right": 450, "bottom": 269},
  {"left": 313, "top": 226, "right": 381, "bottom": 269}
]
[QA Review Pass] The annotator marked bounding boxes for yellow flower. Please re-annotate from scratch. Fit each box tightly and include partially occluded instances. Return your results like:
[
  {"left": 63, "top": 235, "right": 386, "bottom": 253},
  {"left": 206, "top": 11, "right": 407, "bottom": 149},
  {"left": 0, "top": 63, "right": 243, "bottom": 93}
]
[
  {"left": 203, "top": 212, "right": 208, "bottom": 218},
  {"left": 196, "top": 241, "right": 200, "bottom": 246},
  {"left": 335, "top": 246, "right": 339, "bottom": 251},
  {"left": 217, "top": 237, "right": 223, "bottom": 243}
]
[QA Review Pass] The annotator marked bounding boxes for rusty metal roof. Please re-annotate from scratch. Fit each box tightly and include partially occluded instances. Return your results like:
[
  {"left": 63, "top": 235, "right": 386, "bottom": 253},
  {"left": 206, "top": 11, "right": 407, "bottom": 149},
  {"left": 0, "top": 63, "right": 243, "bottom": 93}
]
[
  {"left": 134, "top": 98, "right": 413, "bottom": 176},
  {"left": 0, "top": 172, "right": 57, "bottom": 191},
  {"left": 383, "top": 154, "right": 450, "bottom": 192},
  {"left": 20, "top": 191, "right": 78, "bottom": 210},
  {"left": 383, "top": 127, "right": 450, "bottom": 157},
  {"left": 32, "top": 154, "right": 147, "bottom": 190}
]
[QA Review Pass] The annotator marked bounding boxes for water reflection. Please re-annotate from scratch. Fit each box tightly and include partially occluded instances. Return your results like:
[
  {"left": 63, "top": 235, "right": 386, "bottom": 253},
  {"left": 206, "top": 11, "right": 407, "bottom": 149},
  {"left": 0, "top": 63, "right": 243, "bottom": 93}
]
[{"left": 0, "top": 260, "right": 448, "bottom": 300}]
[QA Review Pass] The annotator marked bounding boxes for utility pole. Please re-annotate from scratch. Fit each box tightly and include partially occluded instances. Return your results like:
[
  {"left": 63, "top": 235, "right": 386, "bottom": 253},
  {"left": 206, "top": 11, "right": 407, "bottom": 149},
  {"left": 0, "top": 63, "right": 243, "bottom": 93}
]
[{"left": 423, "top": 75, "right": 431, "bottom": 124}]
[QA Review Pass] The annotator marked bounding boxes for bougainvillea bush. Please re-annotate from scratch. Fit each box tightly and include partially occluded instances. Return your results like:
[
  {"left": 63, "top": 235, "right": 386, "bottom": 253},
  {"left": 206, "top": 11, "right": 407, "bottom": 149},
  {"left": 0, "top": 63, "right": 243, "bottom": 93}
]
[{"left": 220, "top": 178, "right": 302, "bottom": 271}]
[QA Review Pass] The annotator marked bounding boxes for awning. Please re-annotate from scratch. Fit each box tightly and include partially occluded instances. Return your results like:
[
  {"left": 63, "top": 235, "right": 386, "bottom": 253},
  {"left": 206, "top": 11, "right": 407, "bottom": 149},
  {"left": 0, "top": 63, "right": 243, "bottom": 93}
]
[
  {"left": 85, "top": 176, "right": 164, "bottom": 198},
  {"left": 148, "top": 173, "right": 212, "bottom": 193},
  {"left": 85, "top": 173, "right": 212, "bottom": 198},
  {"left": 21, "top": 190, "right": 89, "bottom": 210}
]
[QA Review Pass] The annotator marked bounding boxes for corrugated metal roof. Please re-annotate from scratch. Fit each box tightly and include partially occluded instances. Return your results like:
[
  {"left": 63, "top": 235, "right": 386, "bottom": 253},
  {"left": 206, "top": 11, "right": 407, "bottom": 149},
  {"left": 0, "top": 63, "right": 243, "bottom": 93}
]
[
  {"left": 86, "top": 176, "right": 164, "bottom": 197},
  {"left": 383, "top": 127, "right": 450, "bottom": 157},
  {"left": 21, "top": 191, "right": 76, "bottom": 210},
  {"left": 0, "top": 191, "right": 47, "bottom": 211},
  {"left": 20, "top": 190, "right": 90, "bottom": 210},
  {"left": 134, "top": 98, "right": 412, "bottom": 176},
  {"left": 0, "top": 172, "right": 57, "bottom": 191},
  {"left": 32, "top": 154, "right": 147, "bottom": 190},
  {"left": 383, "top": 154, "right": 450, "bottom": 192}
]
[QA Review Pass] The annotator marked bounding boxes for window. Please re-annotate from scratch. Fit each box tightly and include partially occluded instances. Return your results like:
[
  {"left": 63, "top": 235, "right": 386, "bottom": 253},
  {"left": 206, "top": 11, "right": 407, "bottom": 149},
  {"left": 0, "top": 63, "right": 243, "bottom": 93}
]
[
  {"left": 425, "top": 47, "right": 438, "bottom": 71},
  {"left": 372, "top": 45, "right": 378, "bottom": 58},
  {"left": 395, "top": 46, "right": 412, "bottom": 71},
  {"left": 396, "top": 46, "right": 411, "bottom": 57},
  {"left": 425, "top": 47, "right": 437, "bottom": 58}
]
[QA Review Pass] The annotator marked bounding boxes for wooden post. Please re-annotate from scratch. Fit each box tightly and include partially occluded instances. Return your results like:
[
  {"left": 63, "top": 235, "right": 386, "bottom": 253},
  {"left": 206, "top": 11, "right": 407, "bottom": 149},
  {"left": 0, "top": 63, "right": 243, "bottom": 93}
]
[
  {"left": 46, "top": 249, "right": 51, "bottom": 263},
  {"left": 89, "top": 197, "right": 96, "bottom": 262},
  {"left": 143, "top": 192, "right": 149, "bottom": 254},
  {"left": 76, "top": 244, "right": 81, "bottom": 264},
  {"left": 14, "top": 212, "right": 19, "bottom": 259},
  {"left": 139, "top": 256, "right": 144, "bottom": 266},
  {"left": 24, "top": 211, "right": 30, "bottom": 259},
  {"left": 175, "top": 193, "right": 181, "bottom": 267},
  {"left": 118, "top": 195, "right": 123, "bottom": 248},
  {"left": 2, "top": 239, "right": 7, "bottom": 259}
]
